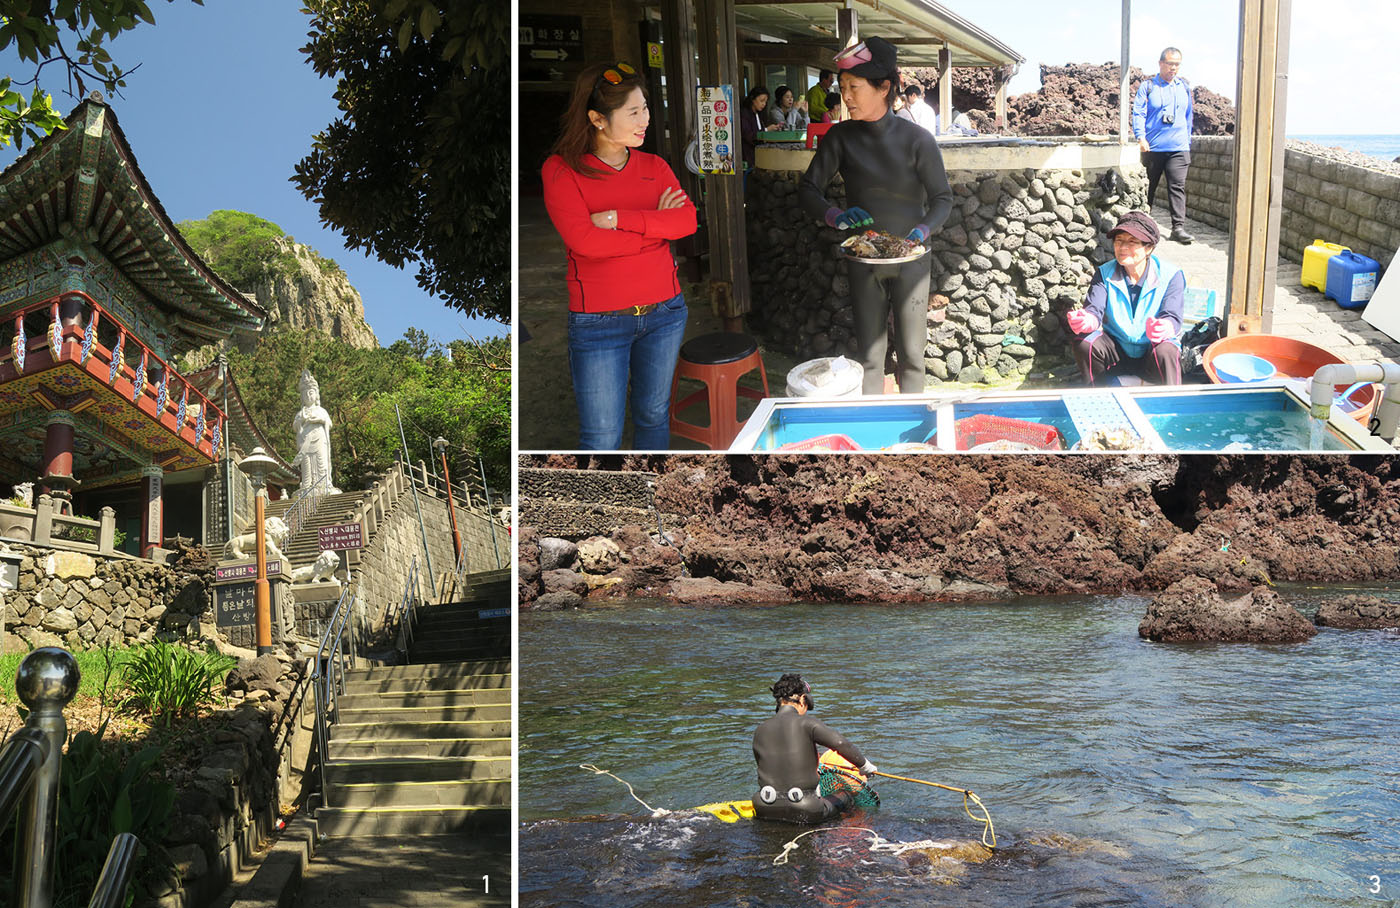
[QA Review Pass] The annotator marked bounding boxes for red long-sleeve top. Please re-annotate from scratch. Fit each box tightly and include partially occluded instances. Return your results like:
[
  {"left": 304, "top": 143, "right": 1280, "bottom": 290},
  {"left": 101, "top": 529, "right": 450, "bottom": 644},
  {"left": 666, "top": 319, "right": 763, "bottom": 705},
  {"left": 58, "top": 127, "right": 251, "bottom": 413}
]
[{"left": 542, "top": 151, "right": 698, "bottom": 313}]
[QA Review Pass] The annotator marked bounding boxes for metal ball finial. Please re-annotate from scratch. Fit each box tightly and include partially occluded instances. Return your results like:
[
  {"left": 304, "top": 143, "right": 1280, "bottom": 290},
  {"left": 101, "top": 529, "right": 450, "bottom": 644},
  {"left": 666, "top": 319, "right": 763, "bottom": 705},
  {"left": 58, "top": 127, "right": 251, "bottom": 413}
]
[{"left": 15, "top": 648, "right": 81, "bottom": 710}]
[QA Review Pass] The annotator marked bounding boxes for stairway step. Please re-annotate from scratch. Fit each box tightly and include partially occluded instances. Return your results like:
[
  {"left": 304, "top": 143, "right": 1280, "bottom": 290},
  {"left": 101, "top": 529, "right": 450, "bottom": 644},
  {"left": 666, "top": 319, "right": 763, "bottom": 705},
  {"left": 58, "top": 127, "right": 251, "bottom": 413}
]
[
  {"left": 315, "top": 805, "right": 509, "bottom": 837},
  {"left": 338, "top": 688, "right": 508, "bottom": 711},
  {"left": 405, "top": 650, "right": 509, "bottom": 666},
  {"left": 331, "top": 718, "right": 511, "bottom": 740},
  {"left": 328, "top": 738, "right": 511, "bottom": 759},
  {"left": 343, "top": 664, "right": 510, "bottom": 684},
  {"left": 342, "top": 676, "right": 512, "bottom": 696},
  {"left": 337, "top": 706, "right": 510, "bottom": 726},
  {"left": 325, "top": 755, "right": 506, "bottom": 784},
  {"left": 327, "top": 778, "right": 509, "bottom": 808}
]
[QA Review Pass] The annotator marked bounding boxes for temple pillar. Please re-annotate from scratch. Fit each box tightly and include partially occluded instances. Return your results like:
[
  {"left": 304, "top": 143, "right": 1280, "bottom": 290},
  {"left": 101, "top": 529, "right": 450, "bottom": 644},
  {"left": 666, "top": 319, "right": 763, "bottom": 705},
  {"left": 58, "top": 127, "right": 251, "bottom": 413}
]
[
  {"left": 39, "top": 411, "right": 76, "bottom": 515},
  {"left": 140, "top": 465, "right": 163, "bottom": 559}
]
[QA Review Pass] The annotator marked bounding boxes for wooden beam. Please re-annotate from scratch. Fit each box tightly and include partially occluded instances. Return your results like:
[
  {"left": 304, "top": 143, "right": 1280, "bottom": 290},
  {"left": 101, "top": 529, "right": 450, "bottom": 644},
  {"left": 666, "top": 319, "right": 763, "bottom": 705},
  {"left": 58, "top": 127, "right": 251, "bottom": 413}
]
[
  {"left": 994, "top": 72, "right": 1008, "bottom": 128},
  {"left": 1225, "top": 0, "right": 1291, "bottom": 336},
  {"left": 938, "top": 46, "right": 952, "bottom": 134},
  {"left": 694, "top": 0, "right": 751, "bottom": 324}
]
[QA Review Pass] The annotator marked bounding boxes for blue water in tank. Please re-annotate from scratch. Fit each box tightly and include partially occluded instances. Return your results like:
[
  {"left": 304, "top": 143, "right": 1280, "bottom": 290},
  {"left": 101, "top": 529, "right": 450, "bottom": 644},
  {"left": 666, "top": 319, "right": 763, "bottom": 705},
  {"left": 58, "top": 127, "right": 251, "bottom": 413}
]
[{"left": 1325, "top": 250, "right": 1381, "bottom": 309}]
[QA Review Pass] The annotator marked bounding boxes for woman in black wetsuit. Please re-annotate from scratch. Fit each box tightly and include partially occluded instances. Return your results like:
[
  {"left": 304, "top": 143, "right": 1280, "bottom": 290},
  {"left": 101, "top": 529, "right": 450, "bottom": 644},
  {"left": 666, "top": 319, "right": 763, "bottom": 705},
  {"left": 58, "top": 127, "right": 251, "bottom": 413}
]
[
  {"left": 799, "top": 36, "right": 954, "bottom": 394},
  {"left": 752, "top": 674, "right": 877, "bottom": 824}
]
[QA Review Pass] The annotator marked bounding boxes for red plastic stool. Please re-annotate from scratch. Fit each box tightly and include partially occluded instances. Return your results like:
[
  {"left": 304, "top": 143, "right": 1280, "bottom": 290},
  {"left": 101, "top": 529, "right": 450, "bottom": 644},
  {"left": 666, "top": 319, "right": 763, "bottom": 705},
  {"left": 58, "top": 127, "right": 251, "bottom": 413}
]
[{"left": 670, "top": 332, "right": 769, "bottom": 449}]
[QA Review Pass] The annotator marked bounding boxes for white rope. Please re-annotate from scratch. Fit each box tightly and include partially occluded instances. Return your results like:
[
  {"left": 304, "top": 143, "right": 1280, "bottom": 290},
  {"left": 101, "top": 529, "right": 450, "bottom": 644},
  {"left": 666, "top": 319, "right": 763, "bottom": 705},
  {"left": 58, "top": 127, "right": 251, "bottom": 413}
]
[
  {"left": 773, "top": 826, "right": 963, "bottom": 865},
  {"left": 578, "top": 763, "right": 672, "bottom": 817}
]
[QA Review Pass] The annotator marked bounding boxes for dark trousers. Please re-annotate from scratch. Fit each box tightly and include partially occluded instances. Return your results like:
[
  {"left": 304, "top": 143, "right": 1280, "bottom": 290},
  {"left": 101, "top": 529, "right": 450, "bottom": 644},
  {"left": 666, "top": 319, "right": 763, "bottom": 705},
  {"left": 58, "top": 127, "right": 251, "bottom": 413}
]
[
  {"left": 1074, "top": 332, "right": 1183, "bottom": 385},
  {"left": 848, "top": 259, "right": 931, "bottom": 394},
  {"left": 1143, "top": 150, "right": 1190, "bottom": 231}
]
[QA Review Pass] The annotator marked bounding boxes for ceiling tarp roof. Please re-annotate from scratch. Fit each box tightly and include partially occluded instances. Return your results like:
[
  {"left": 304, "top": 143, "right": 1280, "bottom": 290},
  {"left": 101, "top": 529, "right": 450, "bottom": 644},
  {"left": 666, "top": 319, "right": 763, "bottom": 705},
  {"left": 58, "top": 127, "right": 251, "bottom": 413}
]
[{"left": 735, "top": 0, "right": 1023, "bottom": 69}]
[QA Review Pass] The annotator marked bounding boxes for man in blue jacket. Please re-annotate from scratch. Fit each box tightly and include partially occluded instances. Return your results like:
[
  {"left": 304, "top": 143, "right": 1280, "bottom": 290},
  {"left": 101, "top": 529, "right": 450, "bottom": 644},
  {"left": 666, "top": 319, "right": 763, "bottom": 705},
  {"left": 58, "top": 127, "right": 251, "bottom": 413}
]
[
  {"left": 1133, "top": 47, "right": 1194, "bottom": 244},
  {"left": 1066, "top": 211, "right": 1185, "bottom": 385}
]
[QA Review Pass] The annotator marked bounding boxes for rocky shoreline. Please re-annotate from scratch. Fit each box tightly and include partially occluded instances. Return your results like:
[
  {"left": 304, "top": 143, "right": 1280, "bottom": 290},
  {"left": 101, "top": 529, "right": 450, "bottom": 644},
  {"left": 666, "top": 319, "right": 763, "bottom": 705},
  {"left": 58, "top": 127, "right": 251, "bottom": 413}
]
[{"left": 519, "top": 456, "right": 1400, "bottom": 620}]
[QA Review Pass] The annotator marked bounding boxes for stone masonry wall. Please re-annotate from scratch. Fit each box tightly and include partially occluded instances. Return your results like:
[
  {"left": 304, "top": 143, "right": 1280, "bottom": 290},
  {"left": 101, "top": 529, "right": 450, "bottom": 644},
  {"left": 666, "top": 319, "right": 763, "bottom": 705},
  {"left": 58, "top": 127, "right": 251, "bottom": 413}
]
[
  {"left": 354, "top": 491, "right": 505, "bottom": 632},
  {"left": 1186, "top": 137, "right": 1400, "bottom": 272},
  {"left": 747, "top": 165, "right": 1149, "bottom": 383},
  {"left": 517, "top": 467, "right": 681, "bottom": 539},
  {"left": 0, "top": 547, "right": 211, "bottom": 653}
]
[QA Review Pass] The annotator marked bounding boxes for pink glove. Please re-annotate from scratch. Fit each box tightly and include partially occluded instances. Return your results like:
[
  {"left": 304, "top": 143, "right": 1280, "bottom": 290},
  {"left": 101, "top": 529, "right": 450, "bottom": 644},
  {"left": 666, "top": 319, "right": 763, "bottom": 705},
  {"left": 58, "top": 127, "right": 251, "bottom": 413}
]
[
  {"left": 1066, "top": 309, "right": 1100, "bottom": 335},
  {"left": 1146, "top": 317, "right": 1175, "bottom": 343}
]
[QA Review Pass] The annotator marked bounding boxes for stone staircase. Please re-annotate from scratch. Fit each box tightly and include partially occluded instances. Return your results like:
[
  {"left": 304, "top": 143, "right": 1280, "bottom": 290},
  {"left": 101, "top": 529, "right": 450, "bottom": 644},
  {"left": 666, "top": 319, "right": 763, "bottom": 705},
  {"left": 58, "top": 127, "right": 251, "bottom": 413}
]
[
  {"left": 314, "top": 568, "right": 512, "bottom": 837},
  {"left": 263, "top": 491, "right": 369, "bottom": 571}
]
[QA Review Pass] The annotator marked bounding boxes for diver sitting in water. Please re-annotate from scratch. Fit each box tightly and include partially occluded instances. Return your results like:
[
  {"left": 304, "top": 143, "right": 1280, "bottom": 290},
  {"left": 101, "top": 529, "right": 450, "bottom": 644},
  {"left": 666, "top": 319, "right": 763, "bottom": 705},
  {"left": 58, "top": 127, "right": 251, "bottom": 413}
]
[{"left": 752, "top": 673, "right": 877, "bottom": 824}]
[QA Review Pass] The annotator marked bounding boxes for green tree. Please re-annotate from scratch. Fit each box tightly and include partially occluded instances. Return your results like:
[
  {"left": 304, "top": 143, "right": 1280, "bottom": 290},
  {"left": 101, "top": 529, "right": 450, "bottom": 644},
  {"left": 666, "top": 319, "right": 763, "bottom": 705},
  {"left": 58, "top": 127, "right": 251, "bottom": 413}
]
[
  {"left": 294, "top": 0, "right": 508, "bottom": 322},
  {"left": 0, "top": 0, "right": 201, "bottom": 147},
  {"left": 177, "top": 209, "right": 298, "bottom": 289}
]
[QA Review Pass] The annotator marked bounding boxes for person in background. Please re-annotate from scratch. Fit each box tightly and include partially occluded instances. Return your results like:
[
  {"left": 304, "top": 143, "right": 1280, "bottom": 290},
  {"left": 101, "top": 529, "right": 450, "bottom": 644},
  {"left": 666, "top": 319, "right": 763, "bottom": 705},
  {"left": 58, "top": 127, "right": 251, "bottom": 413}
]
[
  {"left": 806, "top": 69, "right": 835, "bottom": 122},
  {"left": 1133, "top": 46, "right": 1194, "bottom": 244},
  {"left": 752, "top": 674, "right": 877, "bottom": 825},
  {"left": 823, "top": 90, "right": 842, "bottom": 122},
  {"left": 799, "top": 36, "right": 953, "bottom": 395},
  {"left": 1065, "top": 210, "right": 1185, "bottom": 385},
  {"left": 740, "top": 85, "right": 778, "bottom": 173},
  {"left": 541, "top": 61, "right": 698, "bottom": 449},
  {"left": 768, "top": 85, "right": 810, "bottom": 130},
  {"left": 896, "top": 83, "right": 938, "bottom": 135}
]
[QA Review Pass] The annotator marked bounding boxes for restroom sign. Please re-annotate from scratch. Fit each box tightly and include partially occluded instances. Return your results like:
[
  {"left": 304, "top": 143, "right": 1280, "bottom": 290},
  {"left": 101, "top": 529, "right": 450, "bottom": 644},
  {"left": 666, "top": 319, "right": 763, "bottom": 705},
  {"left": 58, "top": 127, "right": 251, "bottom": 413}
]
[{"left": 697, "top": 85, "right": 736, "bottom": 175}]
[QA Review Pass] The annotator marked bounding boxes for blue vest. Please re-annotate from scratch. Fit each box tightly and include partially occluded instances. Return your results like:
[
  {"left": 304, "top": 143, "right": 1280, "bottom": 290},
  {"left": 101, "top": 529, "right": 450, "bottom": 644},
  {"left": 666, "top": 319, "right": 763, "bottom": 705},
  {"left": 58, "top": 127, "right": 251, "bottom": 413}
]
[{"left": 1098, "top": 256, "right": 1182, "bottom": 359}]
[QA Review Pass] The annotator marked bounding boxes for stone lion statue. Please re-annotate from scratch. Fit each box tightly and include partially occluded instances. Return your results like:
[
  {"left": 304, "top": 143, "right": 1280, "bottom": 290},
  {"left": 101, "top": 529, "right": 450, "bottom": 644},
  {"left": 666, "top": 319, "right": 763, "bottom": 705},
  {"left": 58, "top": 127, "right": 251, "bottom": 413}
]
[
  {"left": 11, "top": 482, "right": 33, "bottom": 507},
  {"left": 224, "top": 516, "right": 290, "bottom": 565},
  {"left": 290, "top": 549, "right": 342, "bottom": 587}
]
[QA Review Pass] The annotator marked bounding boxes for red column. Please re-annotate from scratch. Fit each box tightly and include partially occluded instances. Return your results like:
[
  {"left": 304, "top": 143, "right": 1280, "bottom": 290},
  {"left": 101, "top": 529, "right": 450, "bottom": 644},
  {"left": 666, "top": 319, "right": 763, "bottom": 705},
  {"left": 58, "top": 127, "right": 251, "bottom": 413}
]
[{"left": 39, "top": 414, "right": 74, "bottom": 489}]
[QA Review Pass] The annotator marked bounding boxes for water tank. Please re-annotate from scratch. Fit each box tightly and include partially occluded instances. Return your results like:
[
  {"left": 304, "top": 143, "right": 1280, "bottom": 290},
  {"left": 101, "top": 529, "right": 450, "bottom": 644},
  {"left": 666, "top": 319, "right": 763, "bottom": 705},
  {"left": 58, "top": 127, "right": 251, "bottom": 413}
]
[
  {"left": 1324, "top": 250, "right": 1381, "bottom": 309},
  {"left": 1301, "top": 239, "right": 1349, "bottom": 292}
]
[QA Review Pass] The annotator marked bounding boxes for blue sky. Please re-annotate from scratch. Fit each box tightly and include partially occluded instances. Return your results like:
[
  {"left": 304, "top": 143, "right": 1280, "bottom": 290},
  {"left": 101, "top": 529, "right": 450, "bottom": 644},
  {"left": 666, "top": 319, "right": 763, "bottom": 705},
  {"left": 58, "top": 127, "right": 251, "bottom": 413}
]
[
  {"left": 939, "top": 0, "right": 1398, "bottom": 135},
  {"left": 0, "top": 1, "right": 504, "bottom": 347}
]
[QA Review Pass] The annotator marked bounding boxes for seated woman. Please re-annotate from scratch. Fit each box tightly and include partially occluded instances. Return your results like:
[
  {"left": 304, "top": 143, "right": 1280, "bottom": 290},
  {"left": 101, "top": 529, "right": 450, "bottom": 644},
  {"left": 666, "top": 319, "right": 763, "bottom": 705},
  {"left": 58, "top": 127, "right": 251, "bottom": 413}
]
[
  {"left": 1066, "top": 210, "right": 1185, "bottom": 385},
  {"left": 767, "top": 85, "right": 810, "bottom": 130}
]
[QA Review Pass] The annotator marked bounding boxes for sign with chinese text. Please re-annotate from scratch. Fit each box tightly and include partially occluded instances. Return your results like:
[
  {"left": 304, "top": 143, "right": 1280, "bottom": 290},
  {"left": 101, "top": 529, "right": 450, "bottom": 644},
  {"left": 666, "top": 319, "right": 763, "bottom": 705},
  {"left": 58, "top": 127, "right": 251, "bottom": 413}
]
[
  {"left": 696, "top": 85, "right": 736, "bottom": 175},
  {"left": 318, "top": 523, "right": 364, "bottom": 551}
]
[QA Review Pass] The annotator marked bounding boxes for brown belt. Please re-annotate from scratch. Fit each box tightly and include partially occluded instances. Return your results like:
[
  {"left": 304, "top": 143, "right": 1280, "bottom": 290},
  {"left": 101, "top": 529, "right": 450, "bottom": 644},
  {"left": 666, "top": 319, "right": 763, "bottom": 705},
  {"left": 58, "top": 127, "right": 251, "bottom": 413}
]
[{"left": 596, "top": 303, "right": 658, "bottom": 316}]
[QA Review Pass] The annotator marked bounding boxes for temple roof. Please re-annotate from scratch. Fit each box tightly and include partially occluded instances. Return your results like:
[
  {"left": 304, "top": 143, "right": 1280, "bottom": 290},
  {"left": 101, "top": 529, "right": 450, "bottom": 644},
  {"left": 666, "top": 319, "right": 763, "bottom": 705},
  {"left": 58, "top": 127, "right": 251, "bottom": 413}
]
[
  {"left": 185, "top": 361, "right": 299, "bottom": 487},
  {"left": 0, "top": 98, "right": 266, "bottom": 351}
]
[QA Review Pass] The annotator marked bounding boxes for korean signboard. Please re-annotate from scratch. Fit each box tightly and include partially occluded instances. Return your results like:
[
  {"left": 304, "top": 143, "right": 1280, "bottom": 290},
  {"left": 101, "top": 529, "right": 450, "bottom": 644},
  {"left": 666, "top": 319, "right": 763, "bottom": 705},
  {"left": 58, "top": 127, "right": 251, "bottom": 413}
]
[
  {"left": 318, "top": 523, "right": 364, "bottom": 551},
  {"left": 214, "top": 582, "right": 256, "bottom": 628},
  {"left": 696, "top": 85, "right": 736, "bottom": 176}
]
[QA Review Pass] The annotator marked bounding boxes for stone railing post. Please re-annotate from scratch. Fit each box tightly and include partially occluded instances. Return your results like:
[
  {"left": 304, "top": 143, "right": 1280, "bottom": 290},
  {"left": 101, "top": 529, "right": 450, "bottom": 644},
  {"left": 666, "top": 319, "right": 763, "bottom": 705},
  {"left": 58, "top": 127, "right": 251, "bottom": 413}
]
[
  {"left": 33, "top": 495, "right": 54, "bottom": 546},
  {"left": 98, "top": 507, "right": 115, "bottom": 554}
]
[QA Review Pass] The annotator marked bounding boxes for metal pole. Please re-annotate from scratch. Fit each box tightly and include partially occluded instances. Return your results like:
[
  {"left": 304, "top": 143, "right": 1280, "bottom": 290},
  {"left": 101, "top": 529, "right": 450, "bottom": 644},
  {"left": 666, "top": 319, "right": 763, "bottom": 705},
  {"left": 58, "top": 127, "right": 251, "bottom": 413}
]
[
  {"left": 1120, "top": 0, "right": 1132, "bottom": 144},
  {"left": 395, "top": 403, "right": 435, "bottom": 584},
  {"left": 15, "top": 648, "right": 80, "bottom": 908},
  {"left": 220, "top": 353, "right": 232, "bottom": 543},
  {"left": 478, "top": 455, "right": 501, "bottom": 570},
  {"left": 439, "top": 447, "right": 463, "bottom": 564}
]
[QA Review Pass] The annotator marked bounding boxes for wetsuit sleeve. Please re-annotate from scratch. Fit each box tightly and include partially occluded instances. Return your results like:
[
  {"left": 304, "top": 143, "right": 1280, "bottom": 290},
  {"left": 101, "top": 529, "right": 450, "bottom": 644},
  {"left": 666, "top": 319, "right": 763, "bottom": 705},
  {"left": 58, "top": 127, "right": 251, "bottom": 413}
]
[
  {"left": 542, "top": 158, "right": 651, "bottom": 258},
  {"left": 1083, "top": 269, "right": 1108, "bottom": 323},
  {"left": 1131, "top": 82, "right": 1149, "bottom": 141},
  {"left": 613, "top": 158, "right": 698, "bottom": 239},
  {"left": 916, "top": 136, "right": 953, "bottom": 232},
  {"left": 798, "top": 128, "right": 843, "bottom": 222},
  {"left": 806, "top": 716, "right": 867, "bottom": 769},
  {"left": 1158, "top": 270, "right": 1186, "bottom": 331}
]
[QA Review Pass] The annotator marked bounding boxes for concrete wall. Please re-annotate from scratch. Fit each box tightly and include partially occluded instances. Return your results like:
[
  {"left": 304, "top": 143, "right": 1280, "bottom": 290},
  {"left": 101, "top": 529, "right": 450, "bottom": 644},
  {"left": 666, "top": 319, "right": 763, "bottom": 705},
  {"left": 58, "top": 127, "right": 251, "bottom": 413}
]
[{"left": 1186, "top": 136, "right": 1400, "bottom": 271}]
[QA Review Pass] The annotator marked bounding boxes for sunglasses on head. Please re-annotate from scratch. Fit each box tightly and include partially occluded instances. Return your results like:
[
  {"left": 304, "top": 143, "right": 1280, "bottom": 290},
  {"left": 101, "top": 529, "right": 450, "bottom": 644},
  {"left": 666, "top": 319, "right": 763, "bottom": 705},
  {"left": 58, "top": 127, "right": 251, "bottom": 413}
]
[{"left": 600, "top": 62, "right": 636, "bottom": 85}]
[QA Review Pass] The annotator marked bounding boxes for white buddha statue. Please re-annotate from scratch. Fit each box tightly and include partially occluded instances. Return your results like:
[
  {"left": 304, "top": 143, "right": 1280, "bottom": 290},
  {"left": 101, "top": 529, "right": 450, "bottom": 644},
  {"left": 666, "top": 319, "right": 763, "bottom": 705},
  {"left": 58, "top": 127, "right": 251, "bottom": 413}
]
[{"left": 292, "top": 369, "right": 339, "bottom": 494}]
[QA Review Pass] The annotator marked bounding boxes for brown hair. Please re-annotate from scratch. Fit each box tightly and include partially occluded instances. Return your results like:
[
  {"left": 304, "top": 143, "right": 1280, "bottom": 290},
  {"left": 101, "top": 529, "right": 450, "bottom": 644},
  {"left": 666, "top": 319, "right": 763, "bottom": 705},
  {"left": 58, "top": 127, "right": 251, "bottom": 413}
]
[{"left": 551, "top": 62, "right": 649, "bottom": 177}]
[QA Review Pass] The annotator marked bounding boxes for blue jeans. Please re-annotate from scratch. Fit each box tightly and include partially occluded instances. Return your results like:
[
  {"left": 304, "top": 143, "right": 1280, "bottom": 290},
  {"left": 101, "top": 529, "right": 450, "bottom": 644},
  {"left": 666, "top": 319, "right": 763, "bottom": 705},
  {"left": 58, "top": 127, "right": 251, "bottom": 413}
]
[{"left": 568, "top": 293, "right": 688, "bottom": 449}]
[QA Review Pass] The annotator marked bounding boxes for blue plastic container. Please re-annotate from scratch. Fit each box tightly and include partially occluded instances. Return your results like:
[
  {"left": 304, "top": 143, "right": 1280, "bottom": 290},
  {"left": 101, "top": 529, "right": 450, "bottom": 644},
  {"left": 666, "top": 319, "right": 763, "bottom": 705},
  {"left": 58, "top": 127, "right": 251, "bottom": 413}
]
[
  {"left": 1213, "top": 353, "right": 1276, "bottom": 383},
  {"left": 1325, "top": 250, "right": 1381, "bottom": 309}
]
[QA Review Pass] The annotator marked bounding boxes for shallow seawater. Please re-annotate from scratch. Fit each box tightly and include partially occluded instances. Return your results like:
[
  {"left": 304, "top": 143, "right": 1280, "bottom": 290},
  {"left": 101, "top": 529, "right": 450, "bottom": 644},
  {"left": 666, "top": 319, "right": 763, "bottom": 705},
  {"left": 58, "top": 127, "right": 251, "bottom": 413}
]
[
  {"left": 519, "top": 590, "right": 1400, "bottom": 907},
  {"left": 1147, "top": 408, "right": 1350, "bottom": 451}
]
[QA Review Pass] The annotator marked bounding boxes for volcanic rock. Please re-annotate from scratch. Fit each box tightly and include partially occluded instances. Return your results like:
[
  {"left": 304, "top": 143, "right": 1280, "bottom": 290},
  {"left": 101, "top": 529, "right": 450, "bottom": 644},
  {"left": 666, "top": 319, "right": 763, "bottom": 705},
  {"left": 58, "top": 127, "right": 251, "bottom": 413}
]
[
  {"left": 541, "top": 569, "right": 588, "bottom": 597},
  {"left": 533, "top": 591, "right": 584, "bottom": 611},
  {"left": 538, "top": 537, "right": 578, "bottom": 572},
  {"left": 577, "top": 537, "right": 622, "bottom": 574},
  {"left": 666, "top": 577, "right": 793, "bottom": 606},
  {"left": 1313, "top": 595, "right": 1400, "bottom": 630},
  {"left": 1138, "top": 576, "right": 1317, "bottom": 643}
]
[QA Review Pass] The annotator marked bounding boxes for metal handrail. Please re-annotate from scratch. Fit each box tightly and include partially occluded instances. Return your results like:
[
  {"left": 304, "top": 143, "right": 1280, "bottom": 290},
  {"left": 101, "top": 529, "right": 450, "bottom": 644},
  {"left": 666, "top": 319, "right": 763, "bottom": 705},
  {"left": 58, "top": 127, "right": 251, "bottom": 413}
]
[
  {"left": 282, "top": 471, "right": 330, "bottom": 541},
  {"left": 384, "top": 554, "right": 423, "bottom": 662},
  {"left": 309, "top": 586, "right": 357, "bottom": 811},
  {"left": 4, "top": 649, "right": 140, "bottom": 908}
]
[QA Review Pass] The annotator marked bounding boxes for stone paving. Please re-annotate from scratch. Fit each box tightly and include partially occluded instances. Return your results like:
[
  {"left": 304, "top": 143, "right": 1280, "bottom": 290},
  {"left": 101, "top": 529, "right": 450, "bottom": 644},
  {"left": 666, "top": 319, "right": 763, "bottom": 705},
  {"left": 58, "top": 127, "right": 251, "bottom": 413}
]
[{"left": 293, "top": 833, "right": 510, "bottom": 908}]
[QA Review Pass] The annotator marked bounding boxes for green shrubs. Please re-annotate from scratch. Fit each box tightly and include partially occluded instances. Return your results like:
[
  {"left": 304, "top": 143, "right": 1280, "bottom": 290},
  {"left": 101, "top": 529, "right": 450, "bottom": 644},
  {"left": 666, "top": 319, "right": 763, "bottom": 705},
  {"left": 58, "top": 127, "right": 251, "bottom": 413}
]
[{"left": 119, "top": 640, "right": 236, "bottom": 727}]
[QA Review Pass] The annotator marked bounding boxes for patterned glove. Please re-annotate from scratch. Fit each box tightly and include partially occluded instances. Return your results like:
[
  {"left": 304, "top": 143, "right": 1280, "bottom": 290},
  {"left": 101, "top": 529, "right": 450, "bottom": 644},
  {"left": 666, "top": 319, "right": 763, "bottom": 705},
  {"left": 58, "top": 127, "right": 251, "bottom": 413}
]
[
  {"left": 1066, "top": 309, "right": 1100, "bottom": 335},
  {"left": 1146, "top": 317, "right": 1175, "bottom": 343},
  {"left": 825, "top": 206, "right": 874, "bottom": 230},
  {"left": 906, "top": 224, "right": 929, "bottom": 244}
]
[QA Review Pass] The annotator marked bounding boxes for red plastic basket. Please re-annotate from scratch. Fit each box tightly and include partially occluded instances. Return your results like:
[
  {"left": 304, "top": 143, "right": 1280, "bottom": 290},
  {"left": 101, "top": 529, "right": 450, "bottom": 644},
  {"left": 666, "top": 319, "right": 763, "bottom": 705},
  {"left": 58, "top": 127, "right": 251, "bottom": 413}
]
[
  {"left": 778, "top": 433, "right": 862, "bottom": 452},
  {"left": 954, "top": 414, "right": 1063, "bottom": 451}
]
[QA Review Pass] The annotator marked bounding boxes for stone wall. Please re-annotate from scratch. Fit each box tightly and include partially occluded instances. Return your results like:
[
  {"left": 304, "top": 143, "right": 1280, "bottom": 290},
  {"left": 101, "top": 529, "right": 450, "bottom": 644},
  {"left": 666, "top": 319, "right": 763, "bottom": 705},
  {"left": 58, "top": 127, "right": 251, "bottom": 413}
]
[
  {"left": 1186, "top": 137, "right": 1400, "bottom": 271},
  {"left": 747, "top": 165, "right": 1149, "bottom": 383},
  {"left": 0, "top": 546, "right": 211, "bottom": 653},
  {"left": 517, "top": 467, "right": 683, "bottom": 539}
]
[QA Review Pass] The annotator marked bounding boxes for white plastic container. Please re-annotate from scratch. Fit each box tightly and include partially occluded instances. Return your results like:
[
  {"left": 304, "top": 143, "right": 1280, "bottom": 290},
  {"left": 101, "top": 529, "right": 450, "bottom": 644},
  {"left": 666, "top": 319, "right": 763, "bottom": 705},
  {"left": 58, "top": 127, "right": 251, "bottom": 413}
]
[{"left": 785, "top": 356, "right": 864, "bottom": 398}]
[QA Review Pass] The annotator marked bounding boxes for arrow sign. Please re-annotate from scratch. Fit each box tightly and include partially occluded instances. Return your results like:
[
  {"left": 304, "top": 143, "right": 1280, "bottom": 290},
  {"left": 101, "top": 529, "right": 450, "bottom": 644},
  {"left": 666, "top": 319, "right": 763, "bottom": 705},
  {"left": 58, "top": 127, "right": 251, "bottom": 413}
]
[{"left": 530, "top": 49, "right": 569, "bottom": 61}]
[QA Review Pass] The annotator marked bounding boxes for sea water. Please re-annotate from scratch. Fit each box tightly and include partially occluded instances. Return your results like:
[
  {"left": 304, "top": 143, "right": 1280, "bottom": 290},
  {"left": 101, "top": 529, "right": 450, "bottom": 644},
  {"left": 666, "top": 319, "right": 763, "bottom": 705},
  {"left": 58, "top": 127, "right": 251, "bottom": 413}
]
[
  {"left": 1290, "top": 134, "right": 1400, "bottom": 163},
  {"left": 520, "top": 593, "right": 1400, "bottom": 907}
]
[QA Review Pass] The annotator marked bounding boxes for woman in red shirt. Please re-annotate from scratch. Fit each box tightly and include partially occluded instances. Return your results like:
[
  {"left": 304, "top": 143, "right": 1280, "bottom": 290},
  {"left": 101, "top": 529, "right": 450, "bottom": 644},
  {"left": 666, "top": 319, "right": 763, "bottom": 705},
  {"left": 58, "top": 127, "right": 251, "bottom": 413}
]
[{"left": 542, "top": 62, "right": 698, "bottom": 450}]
